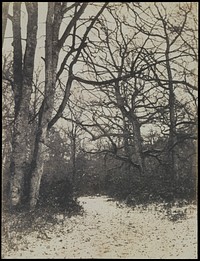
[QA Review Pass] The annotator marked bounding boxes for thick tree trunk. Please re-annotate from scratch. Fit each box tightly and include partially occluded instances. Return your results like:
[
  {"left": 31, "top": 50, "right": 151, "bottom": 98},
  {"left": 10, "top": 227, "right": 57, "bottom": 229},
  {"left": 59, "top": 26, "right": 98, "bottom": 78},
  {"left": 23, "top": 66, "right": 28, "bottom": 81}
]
[
  {"left": 29, "top": 125, "right": 48, "bottom": 208},
  {"left": 29, "top": 3, "right": 59, "bottom": 209},
  {"left": 115, "top": 81, "right": 144, "bottom": 176},
  {"left": 2, "top": 139, "right": 11, "bottom": 172},
  {"left": 10, "top": 2, "right": 25, "bottom": 207},
  {"left": 121, "top": 113, "right": 144, "bottom": 176},
  {"left": 10, "top": 110, "right": 30, "bottom": 206},
  {"left": 2, "top": 109, "right": 12, "bottom": 174},
  {"left": 122, "top": 117, "right": 131, "bottom": 179},
  {"left": 10, "top": 3, "right": 38, "bottom": 207},
  {"left": 131, "top": 117, "right": 144, "bottom": 176},
  {"left": 2, "top": 130, "right": 12, "bottom": 201}
]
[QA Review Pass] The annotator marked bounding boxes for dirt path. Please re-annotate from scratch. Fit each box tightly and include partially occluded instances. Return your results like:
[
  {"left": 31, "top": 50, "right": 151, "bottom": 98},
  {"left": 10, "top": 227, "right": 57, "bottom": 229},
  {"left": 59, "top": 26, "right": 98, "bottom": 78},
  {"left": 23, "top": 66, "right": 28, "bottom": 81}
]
[{"left": 4, "top": 196, "right": 197, "bottom": 259}]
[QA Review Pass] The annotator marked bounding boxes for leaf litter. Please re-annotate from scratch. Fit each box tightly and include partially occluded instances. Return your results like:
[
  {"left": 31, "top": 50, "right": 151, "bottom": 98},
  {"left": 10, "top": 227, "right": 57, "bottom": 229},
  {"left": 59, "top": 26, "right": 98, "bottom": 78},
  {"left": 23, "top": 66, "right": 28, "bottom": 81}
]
[{"left": 2, "top": 195, "right": 197, "bottom": 259}]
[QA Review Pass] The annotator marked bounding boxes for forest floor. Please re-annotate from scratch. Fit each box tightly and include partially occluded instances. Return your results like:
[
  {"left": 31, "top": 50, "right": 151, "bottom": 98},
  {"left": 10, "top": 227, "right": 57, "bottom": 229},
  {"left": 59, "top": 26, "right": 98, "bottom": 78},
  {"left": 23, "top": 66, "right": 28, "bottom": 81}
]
[{"left": 2, "top": 195, "right": 197, "bottom": 259}]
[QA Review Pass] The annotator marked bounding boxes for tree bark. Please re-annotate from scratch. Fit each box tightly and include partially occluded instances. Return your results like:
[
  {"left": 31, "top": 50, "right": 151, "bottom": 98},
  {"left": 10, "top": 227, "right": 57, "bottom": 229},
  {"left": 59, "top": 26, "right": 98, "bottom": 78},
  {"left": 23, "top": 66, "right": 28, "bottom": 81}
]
[
  {"left": 122, "top": 117, "right": 131, "bottom": 179},
  {"left": 2, "top": 2, "right": 10, "bottom": 47},
  {"left": 29, "top": 3, "right": 59, "bottom": 208},
  {"left": 163, "top": 21, "right": 177, "bottom": 181},
  {"left": 130, "top": 115, "right": 144, "bottom": 176},
  {"left": 10, "top": 3, "right": 38, "bottom": 207},
  {"left": 115, "top": 81, "right": 144, "bottom": 176},
  {"left": 120, "top": 109, "right": 144, "bottom": 176},
  {"left": 10, "top": 2, "right": 25, "bottom": 207}
]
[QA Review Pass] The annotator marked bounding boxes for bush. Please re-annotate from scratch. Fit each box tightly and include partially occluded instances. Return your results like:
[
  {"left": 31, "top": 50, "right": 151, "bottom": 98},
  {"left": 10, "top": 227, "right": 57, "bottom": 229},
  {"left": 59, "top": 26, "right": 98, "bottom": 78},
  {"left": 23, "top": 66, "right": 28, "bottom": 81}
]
[
  {"left": 104, "top": 172, "right": 197, "bottom": 206},
  {"left": 38, "top": 176, "right": 75, "bottom": 210}
]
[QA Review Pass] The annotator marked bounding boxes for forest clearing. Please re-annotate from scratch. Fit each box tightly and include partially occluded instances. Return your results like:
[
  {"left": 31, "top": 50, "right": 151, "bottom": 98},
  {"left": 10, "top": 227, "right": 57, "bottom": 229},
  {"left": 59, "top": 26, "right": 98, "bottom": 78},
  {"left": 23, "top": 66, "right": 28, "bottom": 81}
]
[{"left": 2, "top": 196, "right": 197, "bottom": 259}]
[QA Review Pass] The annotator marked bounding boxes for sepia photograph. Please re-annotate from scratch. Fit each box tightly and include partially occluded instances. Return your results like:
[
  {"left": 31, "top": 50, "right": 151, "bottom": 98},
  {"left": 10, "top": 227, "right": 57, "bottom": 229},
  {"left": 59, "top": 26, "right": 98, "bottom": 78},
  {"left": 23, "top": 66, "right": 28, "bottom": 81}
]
[{"left": 2, "top": 2, "right": 198, "bottom": 259}]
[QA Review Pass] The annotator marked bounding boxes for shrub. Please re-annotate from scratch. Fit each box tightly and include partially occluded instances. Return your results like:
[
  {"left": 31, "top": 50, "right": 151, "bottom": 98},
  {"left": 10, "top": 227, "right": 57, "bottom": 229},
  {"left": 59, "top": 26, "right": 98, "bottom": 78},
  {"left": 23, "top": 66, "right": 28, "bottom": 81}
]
[{"left": 38, "top": 176, "right": 75, "bottom": 210}]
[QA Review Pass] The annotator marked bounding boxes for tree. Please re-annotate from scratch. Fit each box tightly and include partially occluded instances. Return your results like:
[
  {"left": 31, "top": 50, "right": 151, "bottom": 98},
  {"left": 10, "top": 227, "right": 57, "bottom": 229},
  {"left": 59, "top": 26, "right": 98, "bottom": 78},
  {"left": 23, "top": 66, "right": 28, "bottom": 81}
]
[
  {"left": 68, "top": 2, "right": 197, "bottom": 200},
  {"left": 2, "top": 56, "right": 14, "bottom": 201},
  {"left": 3, "top": 2, "right": 109, "bottom": 209},
  {"left": 9, "top": 2, "right": 38, "bottom": 207},
  {"left": 3, "top": 2, "right": 197, "bottom": 209},
  {"left": 29, "top": 3, "right": 108, "bottom": 208},
  {"left": 135, "top": 2, "right": 198, "bottom": 180}
]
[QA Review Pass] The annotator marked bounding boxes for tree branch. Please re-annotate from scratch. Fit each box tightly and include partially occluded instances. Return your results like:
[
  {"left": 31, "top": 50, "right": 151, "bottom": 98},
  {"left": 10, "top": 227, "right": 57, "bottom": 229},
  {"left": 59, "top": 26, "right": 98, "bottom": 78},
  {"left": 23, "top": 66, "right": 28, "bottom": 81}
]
[{"left": 57, "top": 3, "right": 88, "bottom": 51}]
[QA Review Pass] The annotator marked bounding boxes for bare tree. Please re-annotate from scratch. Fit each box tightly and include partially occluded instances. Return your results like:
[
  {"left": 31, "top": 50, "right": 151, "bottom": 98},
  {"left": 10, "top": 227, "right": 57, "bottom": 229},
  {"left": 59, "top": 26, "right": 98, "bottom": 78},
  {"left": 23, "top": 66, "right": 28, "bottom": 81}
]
[
  {"left": 29, "top": 2, "right": 108, "bottom": 209},
  {"left": 8, "top": 3, "right": 38, "bottom": 207},
  {"left": 69, "top": 3, "right": 197, "bottom": 187},
  {"left": 136, "top": 3, "right": 198, "bottom": 180},
  {"left": 3, "top": 2, "right": 109, "bottom": 209},
  {"left": 3, "top": 2, "right": 197, "bottom": 209}
]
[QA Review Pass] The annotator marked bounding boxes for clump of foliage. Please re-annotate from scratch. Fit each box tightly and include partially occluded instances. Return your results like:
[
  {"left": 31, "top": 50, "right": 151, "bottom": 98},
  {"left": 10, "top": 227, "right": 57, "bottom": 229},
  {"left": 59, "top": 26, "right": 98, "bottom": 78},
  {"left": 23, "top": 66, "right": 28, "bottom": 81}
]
[
  {"left": 38, "top": 176, "right": 79, "bottom": 211},
  {"left": 104, "top": 170, "right": 196, "bottom": 205}
]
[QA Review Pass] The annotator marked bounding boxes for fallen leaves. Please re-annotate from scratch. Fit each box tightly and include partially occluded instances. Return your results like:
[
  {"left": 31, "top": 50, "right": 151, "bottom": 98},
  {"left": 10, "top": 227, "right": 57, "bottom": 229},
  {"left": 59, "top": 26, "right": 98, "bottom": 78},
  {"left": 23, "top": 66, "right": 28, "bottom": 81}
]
[{"left": 2, "top": 196, "right": 197, "bottom": 259}]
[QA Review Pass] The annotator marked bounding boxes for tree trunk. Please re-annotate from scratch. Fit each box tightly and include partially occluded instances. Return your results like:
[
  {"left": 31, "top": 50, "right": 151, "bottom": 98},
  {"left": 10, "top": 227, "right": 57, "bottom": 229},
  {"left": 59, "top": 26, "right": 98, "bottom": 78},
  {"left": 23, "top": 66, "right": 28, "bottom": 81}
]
[
  {"left": 29, "top": 124, "right": 48, "bottom": 208},
  {"left": 10, "top": 2, "right": 26, "bottom": 207},
  {"left": 29, "top": 3, "right": 59, "bottom": 209},
  {"left": 10, "top": 110, "right": 30, "bottom": 206},
  {"left": 164, "top": 28, "right": 177, "bottom": 181},
  {"left": 2, "top": 2, "right": 10, "bottom": 46},
  {"left": 10, "top": 3, "right": 38, "bottom": 207},
  {"left": 115, "top": 85, "right": 144, "bottom": 176},
  {"left": 2, "top": 132, "right": 12, "bottom": 201},
  {"left": 122, "top": 117, "right": 131, "bottom": 179},
  {"left": 130, "top": 115, "right": 144, "bottom": 176}
]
